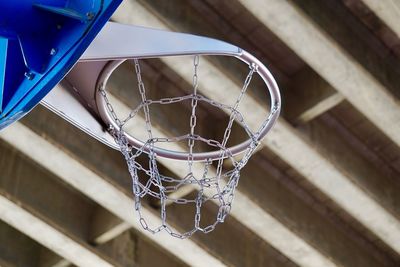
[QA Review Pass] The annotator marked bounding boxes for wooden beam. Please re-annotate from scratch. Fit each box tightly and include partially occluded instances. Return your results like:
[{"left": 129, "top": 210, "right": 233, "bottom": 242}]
[
  {"left": 90, "top": 210, "right": 188, "bottom": 267},
  {"left": 294, "top": 0, "right": 400, "bottom": 100},
  {"left": 361, "top": 0, "right": 400, "bottom": 39},
  {"left": 90, "top": 207, "right": 131, "bottom": 245},
  {"left": 39, "top": 249, "right": 70, "bottom": 267},
  {"left": 342, "top": 0, "right": 400, "bottom": 58},
  {"left": 300, "top": 113, "right": 400, "bottom": 217},
  {"left": 236, "top": 0, "right": 400, "bottom": 147},
  {"left": 0, "top": 122, "right": 226, "bottom": 267},
  {"left": 96, "top": 230, "right": 136, "bottom": 267},
  {"left": 0, "top": 259, "right": 15, "bottom": 267},
  {"left": 0, "top": 194, "right": 114, "bottom": 267},
  {"left": 49, "top": 261, "right": 69, "bottom": 267},
  {"left": 283, "top": 68, "right": 344, "bottom": 123},
  {"left": 239, "top": 154, "right": 397, "bottom": 266},
  {"left": 0, "top": 220, "right": 42, "bottom": 267},
  {"left": 296, "top": 93, "right": 343, "bottom": 123},
  {"left": 112, "top": 0, "right": 400, "bottom": 255}
]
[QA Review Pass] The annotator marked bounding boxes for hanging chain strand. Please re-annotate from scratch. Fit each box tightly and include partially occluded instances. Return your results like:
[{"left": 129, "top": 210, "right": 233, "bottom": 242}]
[
  {"left": 99, "top": 56, "right": 267, "bottom": 239},
  {"left": 215, "top": 64, "right": 257, "bottom": 182},
  {"left": 134, "top": 59, "right": 153, "bottom": 140},
  {"left": 188, "top": 55, "right": 199, "bottom": 173}
]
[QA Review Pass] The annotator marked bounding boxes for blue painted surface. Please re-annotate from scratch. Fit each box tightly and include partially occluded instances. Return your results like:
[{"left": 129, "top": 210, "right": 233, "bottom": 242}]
[
  {"left": 0, "top": 38, "right": 7, "bottom": 113},
  {"left": 0, "top": 0, "right": 122, "bottom": 130}
]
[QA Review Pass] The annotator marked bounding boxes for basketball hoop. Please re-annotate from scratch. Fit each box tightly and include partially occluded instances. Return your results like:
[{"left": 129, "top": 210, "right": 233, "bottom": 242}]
[{"left": 95, "top": 51, "right": 280, "bottom": 238}]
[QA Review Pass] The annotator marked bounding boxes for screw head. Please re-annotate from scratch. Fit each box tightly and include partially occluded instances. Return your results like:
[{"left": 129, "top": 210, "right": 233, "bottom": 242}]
[{"left": 24, "top": 72, "right": 35, "bottom": 80}]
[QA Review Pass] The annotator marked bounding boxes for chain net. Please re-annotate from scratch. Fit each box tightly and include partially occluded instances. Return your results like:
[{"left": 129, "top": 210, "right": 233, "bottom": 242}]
[{"left": 100, "top": 56, "right": 266, "bottom": 238}]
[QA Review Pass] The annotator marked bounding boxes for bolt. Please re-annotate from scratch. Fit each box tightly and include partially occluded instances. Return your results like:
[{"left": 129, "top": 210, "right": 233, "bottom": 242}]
[
  {"left": 50, "top": 48, "right": 57, "bottom": 55},
  {"left": 86, "top": 12, "right": 95, "bottom": 21},
  {"left": 24, "top": 72, "right": 35, "bottom": 80}
]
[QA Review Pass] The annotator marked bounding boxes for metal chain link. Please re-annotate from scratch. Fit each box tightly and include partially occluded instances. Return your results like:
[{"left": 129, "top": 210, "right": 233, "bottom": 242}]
[
  {"left": 134, "top": 59, "right": 153, "bottom": 140},
  {"left": 99, "top": 56, "right": 267, "bottom": 239},
  {"left": 188, "top": 55, "right": 199, "bottom": 173}
]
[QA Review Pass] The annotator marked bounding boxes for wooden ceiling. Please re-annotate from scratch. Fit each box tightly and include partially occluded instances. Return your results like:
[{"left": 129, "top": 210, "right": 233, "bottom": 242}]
[{"left": 0, "top": 1, "right": 399, "bottom": 266}]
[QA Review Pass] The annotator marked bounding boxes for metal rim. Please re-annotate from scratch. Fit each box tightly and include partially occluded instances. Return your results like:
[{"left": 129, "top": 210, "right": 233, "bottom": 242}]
[{"left": 95, "top": 50, "right": 281, "bottom": 161}]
